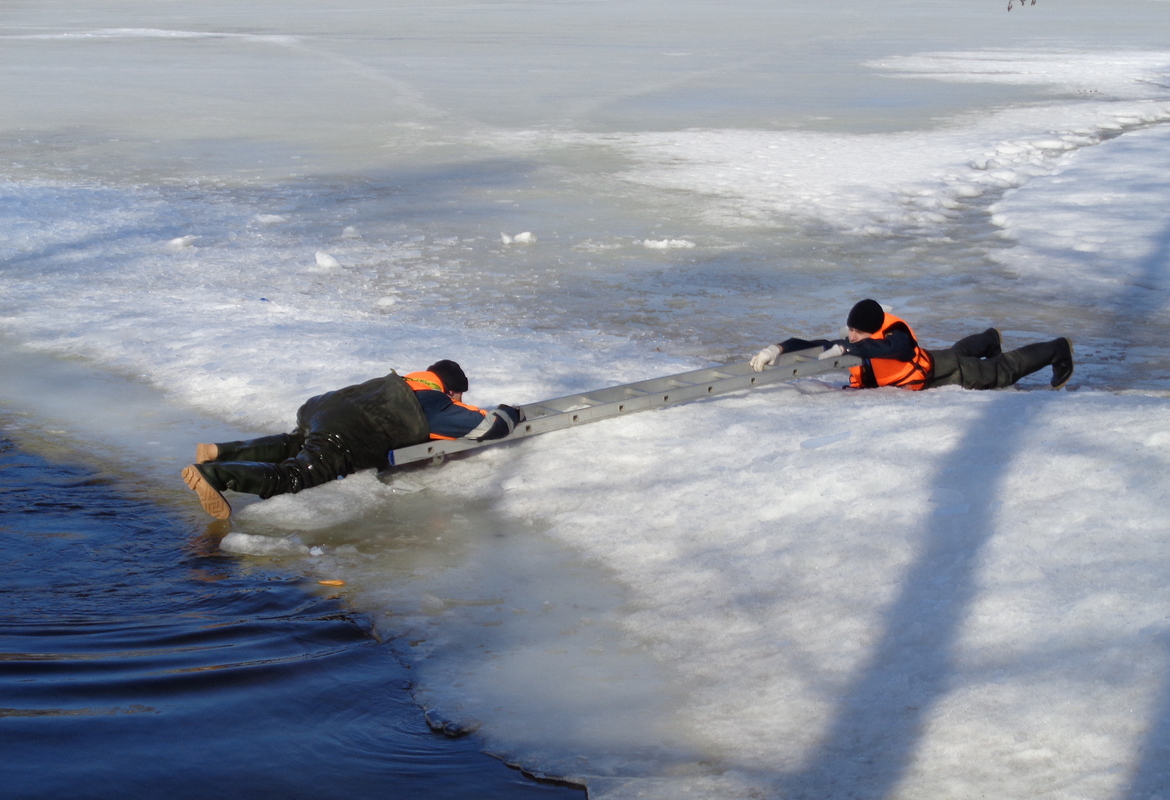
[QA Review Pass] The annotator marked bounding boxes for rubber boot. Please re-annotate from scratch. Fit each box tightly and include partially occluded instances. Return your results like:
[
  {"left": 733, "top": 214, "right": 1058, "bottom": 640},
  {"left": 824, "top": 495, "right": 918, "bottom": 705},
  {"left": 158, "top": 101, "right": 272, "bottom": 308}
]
[
  {"left": 1050, "top": 337, "right": 1074, "bottom": 389},
  {"left": 998, "top": 338, "right": 1071, "bottom": 387},
  {"left": 990, "top": 328, "right": 1003, "bottom": 358},
  {"left": 181, "top": 461, "right": 294, "bottom": 519},
  {"left": 181, "top": 463, "right": 233, "bottom": 520}
]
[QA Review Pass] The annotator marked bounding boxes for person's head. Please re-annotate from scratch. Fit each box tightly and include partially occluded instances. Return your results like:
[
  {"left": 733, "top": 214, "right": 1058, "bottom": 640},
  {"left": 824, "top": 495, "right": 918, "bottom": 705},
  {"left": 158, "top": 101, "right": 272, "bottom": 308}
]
[
  {"left": 846, "top": 299, "right": 885, "bottom": 342},
  {"left": 427, "top": 359, "right": 468, "bottom": 395}
]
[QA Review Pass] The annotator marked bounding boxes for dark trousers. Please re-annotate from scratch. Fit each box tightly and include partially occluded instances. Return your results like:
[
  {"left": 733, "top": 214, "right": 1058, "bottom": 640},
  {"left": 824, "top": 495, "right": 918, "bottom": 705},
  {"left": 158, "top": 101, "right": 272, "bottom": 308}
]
[
  {"left": 203, "top": 430, "right": 354, "bottom": 499},
  {"left": 927, "top": 330, "right": 1062, "bottom": 390}
]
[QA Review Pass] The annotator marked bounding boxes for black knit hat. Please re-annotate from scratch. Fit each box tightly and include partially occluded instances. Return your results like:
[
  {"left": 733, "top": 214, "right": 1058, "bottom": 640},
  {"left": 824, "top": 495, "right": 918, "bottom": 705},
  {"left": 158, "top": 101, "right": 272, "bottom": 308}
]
[
  {"left": 427, "top": 360, "right": 468, "bottom": 393},
  {"left": 846, "top": 299, "right": 885, "bottom": 334}
]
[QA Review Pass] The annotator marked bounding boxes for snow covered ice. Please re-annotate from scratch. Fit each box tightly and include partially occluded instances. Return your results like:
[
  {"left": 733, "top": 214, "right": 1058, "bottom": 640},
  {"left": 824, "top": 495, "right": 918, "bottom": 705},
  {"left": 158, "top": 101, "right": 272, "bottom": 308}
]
[{"left": 3, "top": 1, "right": 1170, "bottom": 798}]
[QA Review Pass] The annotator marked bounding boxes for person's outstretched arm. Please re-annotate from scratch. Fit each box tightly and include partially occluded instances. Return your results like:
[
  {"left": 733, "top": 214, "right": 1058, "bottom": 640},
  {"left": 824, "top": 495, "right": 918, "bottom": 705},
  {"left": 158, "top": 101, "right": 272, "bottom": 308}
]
[
  {"left": 749, "top": 337, "right": 838, "bottom": 371},
  {"left": 842, "top": 327, "right": 916, "bottom": 361}
]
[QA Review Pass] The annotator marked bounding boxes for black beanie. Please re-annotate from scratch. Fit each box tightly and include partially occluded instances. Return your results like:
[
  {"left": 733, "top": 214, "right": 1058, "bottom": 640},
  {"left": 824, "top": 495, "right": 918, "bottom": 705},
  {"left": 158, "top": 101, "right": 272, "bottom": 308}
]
[
  {"left": 846, "top": 299, "right": 885, "bottom": 334},
  {"left": 427, "top": 360, "right": 468, "bottom": 393}
]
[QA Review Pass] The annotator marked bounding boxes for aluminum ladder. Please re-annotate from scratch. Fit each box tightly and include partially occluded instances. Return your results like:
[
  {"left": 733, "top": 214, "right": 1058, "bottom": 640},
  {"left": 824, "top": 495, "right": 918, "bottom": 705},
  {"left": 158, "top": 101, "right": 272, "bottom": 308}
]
[{"left": 387, "top": 347, "right": 860, "bottom": 467}]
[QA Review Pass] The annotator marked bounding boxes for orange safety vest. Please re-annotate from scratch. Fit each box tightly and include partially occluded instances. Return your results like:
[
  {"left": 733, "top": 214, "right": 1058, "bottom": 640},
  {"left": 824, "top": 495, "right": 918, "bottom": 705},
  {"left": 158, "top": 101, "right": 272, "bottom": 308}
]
[
  {"left": 848, "top": 314, "right": 933, "bottom": 391},
  {"left": 403, "top": 370, "right": 487, "bottom": 440},
  {"left": 404, "top": 370, "right": 447, "bottom": 394}
]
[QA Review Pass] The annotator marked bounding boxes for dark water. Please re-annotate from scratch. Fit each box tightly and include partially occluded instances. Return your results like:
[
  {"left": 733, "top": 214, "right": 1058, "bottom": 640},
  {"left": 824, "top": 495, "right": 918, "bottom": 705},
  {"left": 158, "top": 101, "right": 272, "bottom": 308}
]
[{"left": 0, "top": 430, "right": 582, "bottom": 799}]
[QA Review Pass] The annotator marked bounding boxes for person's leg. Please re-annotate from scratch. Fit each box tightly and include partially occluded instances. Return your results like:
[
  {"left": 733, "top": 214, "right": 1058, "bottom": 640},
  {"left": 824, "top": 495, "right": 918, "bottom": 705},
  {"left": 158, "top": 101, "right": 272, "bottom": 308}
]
[
  {"left": 951, "top": 328, "right": 1001, "bottom": 359},
  {"left": 281, "top": 430, "right": 358, "bottom": 492},
  {"left": 182, "top": 431, "right": 356, "bottom": 518},
  {"left": 924, "top": 349, "right": 962, "bottom": 388},
  {"left": 957, "top": 338, "right": 1073, "bottom": 390},
  {"left": 195, "top": 432, "right": 304, "bottom": 464}
]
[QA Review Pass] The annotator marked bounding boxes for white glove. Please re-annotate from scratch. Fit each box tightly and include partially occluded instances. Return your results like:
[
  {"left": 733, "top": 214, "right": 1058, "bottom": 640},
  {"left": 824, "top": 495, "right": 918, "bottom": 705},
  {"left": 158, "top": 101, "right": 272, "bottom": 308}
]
[
  {"left": 818, "top": 343, "right": 846, "bottom": 360},
  {"left": 750, "top": 344, "right": 781, "bottom": 371}
]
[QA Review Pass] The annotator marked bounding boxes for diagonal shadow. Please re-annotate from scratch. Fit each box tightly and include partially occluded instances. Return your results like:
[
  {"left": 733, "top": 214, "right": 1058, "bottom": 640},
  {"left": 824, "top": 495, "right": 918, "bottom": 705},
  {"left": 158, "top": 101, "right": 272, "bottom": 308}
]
[
  {"left": 1112, "top": 219, "right": 1170, "bottom": 799},
  {"left": 776, "top": 393, "right": 1022, "bottom": 799},
  {"left": 1124, "top": 630, "right": 1170, "bottom": 798}
]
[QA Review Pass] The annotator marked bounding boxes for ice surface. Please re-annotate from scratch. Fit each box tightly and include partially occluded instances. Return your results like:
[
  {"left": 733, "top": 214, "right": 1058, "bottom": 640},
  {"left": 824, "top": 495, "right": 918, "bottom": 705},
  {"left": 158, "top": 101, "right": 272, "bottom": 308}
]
[
  {"left": 220, "top": 531, "right": 310, "bottom": 557},
  {"left": 314, "top": 250, "right": 342, "bottom": 269},
  {"left": 3, "top": 1, "right": 1170, "bottom": 797},
  {"left": 606, "top": 97, "right": 1170, "bottom": 235},
  {"left": 472, "top": 385, "right": 1170, "bottom": 797}
]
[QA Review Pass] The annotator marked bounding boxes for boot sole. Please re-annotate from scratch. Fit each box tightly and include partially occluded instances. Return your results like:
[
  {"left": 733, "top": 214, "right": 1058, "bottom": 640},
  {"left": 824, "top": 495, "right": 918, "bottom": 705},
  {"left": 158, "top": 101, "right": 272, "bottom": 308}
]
[
  {"left": 181, "top": 465, "right": 232, "bottom": 519},
  {"left": 1051, "top": 338, "right": 1075, "bottom": 390},
  {"left": 195, "top": 443, "right": 218, "bottom": 463}
]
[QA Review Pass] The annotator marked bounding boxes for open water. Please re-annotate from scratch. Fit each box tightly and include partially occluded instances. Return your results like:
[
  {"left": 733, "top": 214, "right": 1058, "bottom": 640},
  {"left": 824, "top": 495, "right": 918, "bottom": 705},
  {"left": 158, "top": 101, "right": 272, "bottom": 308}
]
[{"left": 0, "top": 417, "right": 581, "bottom": 798}]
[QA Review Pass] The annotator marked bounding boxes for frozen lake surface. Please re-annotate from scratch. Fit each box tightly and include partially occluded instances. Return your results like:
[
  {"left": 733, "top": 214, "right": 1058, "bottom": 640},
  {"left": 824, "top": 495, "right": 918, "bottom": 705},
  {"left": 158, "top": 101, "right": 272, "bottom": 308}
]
[{"left": 3, "top": 1, "right": 1170, "bottom": 797}]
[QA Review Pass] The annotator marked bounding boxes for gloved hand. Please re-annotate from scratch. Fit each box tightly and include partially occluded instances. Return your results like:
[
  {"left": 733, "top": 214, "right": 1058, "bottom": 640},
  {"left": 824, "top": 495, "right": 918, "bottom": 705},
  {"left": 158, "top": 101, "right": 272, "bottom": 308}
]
[
  {"left": 818, "top": 343, "right": 846, "bottom": 360},
  {"left": 474, "top": 405, "right": 525, "bottom": 441},
  {"left": 498, "top": 404, "right": 525, "bottom": 424},
  {"left": 749, "top": 344, "right": 782, "bottom": 372}
]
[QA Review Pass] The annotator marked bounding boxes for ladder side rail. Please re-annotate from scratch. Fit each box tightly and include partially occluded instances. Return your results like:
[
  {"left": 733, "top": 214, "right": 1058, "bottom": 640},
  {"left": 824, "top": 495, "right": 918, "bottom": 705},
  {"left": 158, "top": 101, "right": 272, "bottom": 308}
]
[
  {"left": 388, "top": 352, "right": 858, "bottom": 467},
  {"left": 518, "top": 357, "right": 772, "bottom": 410}
]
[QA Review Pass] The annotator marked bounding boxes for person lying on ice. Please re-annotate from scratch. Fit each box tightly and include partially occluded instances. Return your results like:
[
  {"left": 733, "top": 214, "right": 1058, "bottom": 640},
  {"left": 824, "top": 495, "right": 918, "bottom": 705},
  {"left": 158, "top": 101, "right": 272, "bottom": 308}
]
[
  {"left": 181, "top": 360, "right": 523, "bottom": 520},
  {"left": 748, "top": 298, "right": 1074, "bottom": 391}
]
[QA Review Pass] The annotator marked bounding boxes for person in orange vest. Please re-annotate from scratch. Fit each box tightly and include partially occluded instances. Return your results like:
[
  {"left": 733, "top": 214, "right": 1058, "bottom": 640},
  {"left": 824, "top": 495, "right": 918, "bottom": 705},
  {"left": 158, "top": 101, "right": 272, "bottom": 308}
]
[
  {"left": 401, "top": 359, "right": 522, "bottom": 441},
  {"left": 749, "top": 299, "right": 1074, "bottom": 391},
  {"left": 181, "top": 360, "right": 523, "bottom": 519}
]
